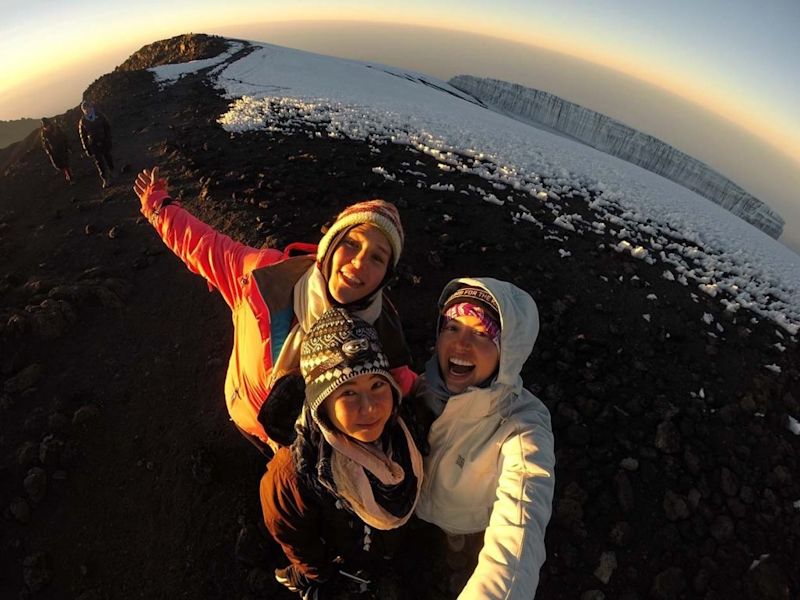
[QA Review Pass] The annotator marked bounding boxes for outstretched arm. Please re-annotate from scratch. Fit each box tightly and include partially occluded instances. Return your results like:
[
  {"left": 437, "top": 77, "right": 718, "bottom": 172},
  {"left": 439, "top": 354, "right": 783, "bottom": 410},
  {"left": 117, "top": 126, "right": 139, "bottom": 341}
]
[
  {"left": 459, "top": 405, "right": 555, "bottom": 600},
  {"left": 133, "top": 167, "right": 282, "bottom": 308}
]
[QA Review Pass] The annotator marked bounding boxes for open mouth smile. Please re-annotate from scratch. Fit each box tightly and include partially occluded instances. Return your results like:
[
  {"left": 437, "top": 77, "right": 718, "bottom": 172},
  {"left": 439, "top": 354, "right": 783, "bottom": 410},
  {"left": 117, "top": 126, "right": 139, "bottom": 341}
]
[
  {"left": 447, "top": 357, "right": 475, "bottom": 376},
  {"left": 339, "top": 269, "right": 363, "bottom": 287}
]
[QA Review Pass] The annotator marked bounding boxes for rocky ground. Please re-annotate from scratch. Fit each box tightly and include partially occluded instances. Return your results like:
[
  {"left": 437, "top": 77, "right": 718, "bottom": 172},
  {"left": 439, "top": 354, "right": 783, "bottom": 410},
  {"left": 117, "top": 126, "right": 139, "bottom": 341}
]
[{"left": 0, "top": 35, "right": 798, "bottom": 600}]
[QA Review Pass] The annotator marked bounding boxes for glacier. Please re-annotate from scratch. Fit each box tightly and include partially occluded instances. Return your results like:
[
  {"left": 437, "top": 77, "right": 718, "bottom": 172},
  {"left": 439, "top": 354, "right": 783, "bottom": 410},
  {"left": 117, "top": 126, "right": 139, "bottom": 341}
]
[{"left": 449, "top": 75, "right": 785, "bottom": 239}]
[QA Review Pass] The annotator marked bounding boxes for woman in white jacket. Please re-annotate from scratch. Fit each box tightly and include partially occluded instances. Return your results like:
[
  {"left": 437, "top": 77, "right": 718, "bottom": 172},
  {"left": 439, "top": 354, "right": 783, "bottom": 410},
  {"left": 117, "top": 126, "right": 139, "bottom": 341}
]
[{"left": 414, "top": 277, "right": 555, "bottom": 599}]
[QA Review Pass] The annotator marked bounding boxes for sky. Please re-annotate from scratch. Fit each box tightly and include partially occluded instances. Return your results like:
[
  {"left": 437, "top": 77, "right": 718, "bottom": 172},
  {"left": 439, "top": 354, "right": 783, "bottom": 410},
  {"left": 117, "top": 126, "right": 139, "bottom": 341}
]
[{"left": 1, "top": 0, "right": 798, "bottom": 249}]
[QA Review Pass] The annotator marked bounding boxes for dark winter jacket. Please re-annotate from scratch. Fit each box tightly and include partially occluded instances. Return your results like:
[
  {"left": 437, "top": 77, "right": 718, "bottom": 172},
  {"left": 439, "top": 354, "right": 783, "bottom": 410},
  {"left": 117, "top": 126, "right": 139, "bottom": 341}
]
[
  {"left": 261, "top": 447, "right": 396, "bottom": 582},
  {"left": 78, "top": 112, "right": 111, "bottom": 155},
  {"left": 41, "top": 124, "right": 69, "bottom": 168},
  {"left": 261, "top": 393, "right": 424, "bottom": 583}
]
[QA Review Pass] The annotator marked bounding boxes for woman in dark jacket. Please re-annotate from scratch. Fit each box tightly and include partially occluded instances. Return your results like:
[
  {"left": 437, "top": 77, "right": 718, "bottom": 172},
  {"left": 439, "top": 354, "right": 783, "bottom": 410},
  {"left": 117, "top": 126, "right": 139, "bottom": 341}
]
[
  {"left": 260, "top": 307, "right": 423, "bottom": 598},
  {"left": 78, "top": 100, "right": 114, "bottom": 187}
]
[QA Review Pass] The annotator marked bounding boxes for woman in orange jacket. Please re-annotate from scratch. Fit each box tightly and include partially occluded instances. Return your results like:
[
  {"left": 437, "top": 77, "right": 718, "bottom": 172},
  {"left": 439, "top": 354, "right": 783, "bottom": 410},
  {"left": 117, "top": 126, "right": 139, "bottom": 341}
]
[{"left": 133, "top": 167, "right": 416, "bottom": 455}]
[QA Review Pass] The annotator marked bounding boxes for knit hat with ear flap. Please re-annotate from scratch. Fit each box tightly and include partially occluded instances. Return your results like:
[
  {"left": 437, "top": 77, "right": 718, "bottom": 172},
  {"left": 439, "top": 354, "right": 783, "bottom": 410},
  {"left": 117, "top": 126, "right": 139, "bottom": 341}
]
[
  {"left": 300, "top": 307, "right": 400, "bottom": 426},
  {"left": 317, "top": 199, "right": 404, "bottom": 272}
]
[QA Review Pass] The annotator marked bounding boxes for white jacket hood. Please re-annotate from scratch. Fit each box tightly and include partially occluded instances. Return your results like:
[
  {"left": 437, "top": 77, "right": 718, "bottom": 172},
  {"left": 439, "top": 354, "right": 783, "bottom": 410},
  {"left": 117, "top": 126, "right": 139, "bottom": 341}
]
[{"left": 437, "top": 276, "right": 539, "bottom": 390}]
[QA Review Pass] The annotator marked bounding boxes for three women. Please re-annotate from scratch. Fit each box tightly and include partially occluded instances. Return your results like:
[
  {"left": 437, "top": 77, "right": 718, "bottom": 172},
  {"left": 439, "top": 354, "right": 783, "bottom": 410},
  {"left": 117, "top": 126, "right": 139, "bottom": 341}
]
[{"left": 133, "top": 169, "right": 554, "bottom": 597}]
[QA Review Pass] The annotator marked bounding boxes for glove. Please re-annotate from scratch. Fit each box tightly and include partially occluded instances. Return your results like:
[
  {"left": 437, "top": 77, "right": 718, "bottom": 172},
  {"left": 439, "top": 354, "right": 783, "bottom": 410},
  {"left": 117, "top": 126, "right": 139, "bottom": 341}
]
[
  {"left": 258, "top": 374, "right": 305, "bottom": 447},
  {"left": 275, "top": 565, "right": 330, "bottom": 600},
  {"left": 275, "top": 565, "right": 327, "bottom": 599},
  {"left": 133, "top": 166, "right": 173, "bottom": 218}
]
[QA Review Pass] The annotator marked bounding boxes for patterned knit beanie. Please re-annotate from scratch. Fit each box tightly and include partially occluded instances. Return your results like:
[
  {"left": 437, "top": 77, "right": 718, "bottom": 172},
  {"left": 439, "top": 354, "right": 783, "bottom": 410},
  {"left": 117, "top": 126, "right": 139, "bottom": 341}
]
[
  {"left": 317, "top": 199, "right": 404, "bottom": 271},
  {"left": 300, "top": 307, "right": 400, "bottom": 423}
]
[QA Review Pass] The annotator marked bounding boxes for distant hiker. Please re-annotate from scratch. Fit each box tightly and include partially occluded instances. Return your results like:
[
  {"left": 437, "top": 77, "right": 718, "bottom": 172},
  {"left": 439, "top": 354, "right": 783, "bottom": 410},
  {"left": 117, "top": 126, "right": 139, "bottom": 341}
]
[
  {"left": 78, "top": 100, "right": 114, "bottom": 188},
  {"left": 133, "top": 167, "right": 415, "bottom": 456},
  {"left": 261, "top": 308, "right": 422, "bottom": 598},
  {"left": 412, "top": 277, "right": 555, "bottom": 599},
  {"left": 40, "top": 117, "right": 73, "bottom": 183}
]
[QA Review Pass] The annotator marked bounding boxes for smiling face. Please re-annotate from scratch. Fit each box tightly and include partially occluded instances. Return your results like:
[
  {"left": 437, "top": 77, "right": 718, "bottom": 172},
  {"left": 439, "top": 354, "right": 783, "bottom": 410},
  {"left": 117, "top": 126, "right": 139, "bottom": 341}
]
[
  {"left": 327, "top": 224, "right": 392, "bottom": 304},
  {"left": 323, "top": 373, "right": 395, "bottom": 442},
  {"left": 436, "top": 314, "right": 500, "bottom": 394}
]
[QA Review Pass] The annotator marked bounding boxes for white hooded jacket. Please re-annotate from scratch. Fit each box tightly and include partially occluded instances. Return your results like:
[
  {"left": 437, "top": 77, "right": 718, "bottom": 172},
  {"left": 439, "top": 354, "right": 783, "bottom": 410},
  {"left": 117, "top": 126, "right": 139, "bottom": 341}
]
[{"left": 415, "top": 277, "right": 555, "bottom": 600}]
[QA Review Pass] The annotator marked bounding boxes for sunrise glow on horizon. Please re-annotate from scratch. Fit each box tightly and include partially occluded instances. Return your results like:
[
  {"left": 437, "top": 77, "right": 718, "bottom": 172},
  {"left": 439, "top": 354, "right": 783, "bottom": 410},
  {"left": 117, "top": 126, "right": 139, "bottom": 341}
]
[{"left": 2, "top": 0, "right": 798, "bottom": 165}]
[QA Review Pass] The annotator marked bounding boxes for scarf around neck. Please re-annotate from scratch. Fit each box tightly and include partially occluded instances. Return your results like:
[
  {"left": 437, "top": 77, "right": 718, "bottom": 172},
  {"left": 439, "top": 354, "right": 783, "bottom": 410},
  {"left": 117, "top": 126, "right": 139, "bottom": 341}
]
[{"left": 423, "top": 354, "right": 454, "bottom": 418}]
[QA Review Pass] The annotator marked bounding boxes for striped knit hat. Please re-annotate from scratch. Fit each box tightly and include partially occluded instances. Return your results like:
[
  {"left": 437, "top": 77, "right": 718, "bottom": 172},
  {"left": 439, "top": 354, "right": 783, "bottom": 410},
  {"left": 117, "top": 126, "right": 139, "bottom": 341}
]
[
  {"left": 317, "top": 199, "right": 404, "bottom": 270},
  {"left": 440, "top": 285, "right": 502, "bottom": 348},
  {"left": 442, "top": 286, "right": 500, "bottom": 321},
  {"left": 300, "top": 308, "right": 400, "bottom": 421}
]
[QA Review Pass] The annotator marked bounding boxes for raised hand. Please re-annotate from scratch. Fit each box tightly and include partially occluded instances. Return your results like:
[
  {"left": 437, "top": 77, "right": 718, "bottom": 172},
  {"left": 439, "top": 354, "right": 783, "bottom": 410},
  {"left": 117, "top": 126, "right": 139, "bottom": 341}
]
[{"left": 133, "top": 166, "right": 172, "bottom": 217}]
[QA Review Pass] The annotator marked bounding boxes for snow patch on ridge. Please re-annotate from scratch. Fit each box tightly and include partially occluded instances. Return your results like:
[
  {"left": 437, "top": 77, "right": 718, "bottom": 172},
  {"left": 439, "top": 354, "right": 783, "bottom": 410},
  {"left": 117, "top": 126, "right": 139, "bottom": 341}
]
[{"left": 150, "top": 42, "right": 244, "bottom": 85}]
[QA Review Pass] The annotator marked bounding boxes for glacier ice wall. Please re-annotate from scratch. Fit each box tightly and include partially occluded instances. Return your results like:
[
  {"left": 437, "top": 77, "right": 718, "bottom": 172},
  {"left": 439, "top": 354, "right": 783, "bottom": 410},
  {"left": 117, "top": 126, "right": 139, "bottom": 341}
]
[{"left": 450, "top": 75, "right": 785, "bottom": 239}]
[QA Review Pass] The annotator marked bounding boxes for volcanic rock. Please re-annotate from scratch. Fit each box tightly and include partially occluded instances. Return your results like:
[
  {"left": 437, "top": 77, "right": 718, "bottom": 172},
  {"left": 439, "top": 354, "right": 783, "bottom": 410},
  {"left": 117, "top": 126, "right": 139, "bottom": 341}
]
[
  {"left": 23, "top": 467, "right": 47, "bottom": 503},
  {"left": 4, "top": 364, "right": 44, "bottom": 394},
  {"left": 22, "top": 552, "right": 52, "bottom": 592}
]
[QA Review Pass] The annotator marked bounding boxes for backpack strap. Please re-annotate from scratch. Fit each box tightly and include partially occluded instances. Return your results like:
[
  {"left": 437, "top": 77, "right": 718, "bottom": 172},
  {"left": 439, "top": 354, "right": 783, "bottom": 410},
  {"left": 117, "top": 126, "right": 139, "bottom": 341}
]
[
  {"left": 374, "top": 296, "right": 413, "bottom": 369},
  {"left": 283, "top": 242, "right": 318, "bottom": 258}
]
